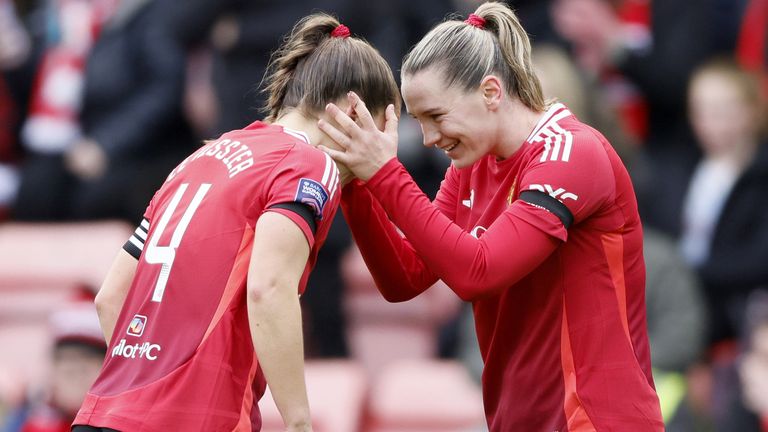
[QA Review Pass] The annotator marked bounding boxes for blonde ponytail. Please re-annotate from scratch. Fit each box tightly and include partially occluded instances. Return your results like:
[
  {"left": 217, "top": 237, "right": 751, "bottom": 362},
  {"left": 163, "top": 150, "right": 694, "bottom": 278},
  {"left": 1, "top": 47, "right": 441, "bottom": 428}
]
[{"left": 402, "top": 1, "right": 545, "bottom": 111}]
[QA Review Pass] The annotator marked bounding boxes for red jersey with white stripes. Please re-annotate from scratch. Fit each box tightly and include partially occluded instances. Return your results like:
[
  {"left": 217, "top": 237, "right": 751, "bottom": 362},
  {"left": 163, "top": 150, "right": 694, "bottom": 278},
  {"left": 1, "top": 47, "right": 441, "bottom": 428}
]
[
  {"left": 74, "top": 121, "right": 341, "bottom": 432},
  {"left": 342, "top": 104, "right": 663, "bottom": 431}
]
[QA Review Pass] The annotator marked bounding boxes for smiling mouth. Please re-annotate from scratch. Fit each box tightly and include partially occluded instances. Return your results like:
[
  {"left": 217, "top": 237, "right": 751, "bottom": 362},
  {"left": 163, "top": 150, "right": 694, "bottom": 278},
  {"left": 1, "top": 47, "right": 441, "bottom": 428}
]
[{"left": 442, "top": 143, "right": 458, "bottom": 153}]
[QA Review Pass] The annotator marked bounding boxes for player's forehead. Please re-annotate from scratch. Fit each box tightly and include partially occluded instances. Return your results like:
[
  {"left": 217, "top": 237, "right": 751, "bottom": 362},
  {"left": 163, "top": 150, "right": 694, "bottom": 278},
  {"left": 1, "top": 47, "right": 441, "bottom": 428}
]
[{"left": 402, "top": 68, "right": 459, "bottom": 116}]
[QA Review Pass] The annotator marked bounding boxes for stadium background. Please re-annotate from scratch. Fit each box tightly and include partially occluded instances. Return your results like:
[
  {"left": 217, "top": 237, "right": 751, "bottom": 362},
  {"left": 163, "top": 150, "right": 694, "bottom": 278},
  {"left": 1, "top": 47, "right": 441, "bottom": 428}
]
[{"left": 0, "top": 0, "right": 767, "bottom": 430}]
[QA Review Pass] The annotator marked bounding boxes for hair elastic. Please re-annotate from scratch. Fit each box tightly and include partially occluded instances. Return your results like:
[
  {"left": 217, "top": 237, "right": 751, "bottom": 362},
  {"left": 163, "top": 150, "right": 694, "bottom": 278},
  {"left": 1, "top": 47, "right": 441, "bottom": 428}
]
[
  {"left": 331, "top": 24, "right": 351, "bottom": 38},
  {"left": 465, "top": 13, "right": 486, "bottom": 29}
]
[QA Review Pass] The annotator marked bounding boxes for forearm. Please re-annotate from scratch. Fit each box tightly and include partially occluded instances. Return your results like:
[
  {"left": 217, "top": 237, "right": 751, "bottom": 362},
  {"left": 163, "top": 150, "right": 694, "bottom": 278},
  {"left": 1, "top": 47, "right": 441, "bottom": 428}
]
[
  {"left": 342, "top": 180, "right": 438, "bottom": 302},
  {"left": 248, "top": 286, "right": 311, "bottom": 430},
  {"left": 365, "top": 159, "right": 559, "bottom": 301}
]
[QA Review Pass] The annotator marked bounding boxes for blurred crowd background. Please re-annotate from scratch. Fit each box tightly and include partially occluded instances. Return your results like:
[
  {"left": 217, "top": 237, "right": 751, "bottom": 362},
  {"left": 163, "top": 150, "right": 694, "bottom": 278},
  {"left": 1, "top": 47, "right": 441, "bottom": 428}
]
[{"left": 0, "top": 0, "right": 767, "bottom": 431}]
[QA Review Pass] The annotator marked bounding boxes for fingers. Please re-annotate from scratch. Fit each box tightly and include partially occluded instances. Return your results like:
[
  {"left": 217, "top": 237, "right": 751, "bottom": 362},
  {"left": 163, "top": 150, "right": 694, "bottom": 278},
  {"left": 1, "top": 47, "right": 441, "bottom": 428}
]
[
  {"left": 384, "top": 104, "right": 399, "bottom": 136},
  {"left": 317, "top": 118, "right": 350, "bottom": 150},
  {"left": 347, "top": 92, "right": 377, "bottom": 130},
  {"left": 325, "top": 102, "right": 361, "bottom": 137},
  {"left": 317, "top": 145, "right": 349, "bottom": 165}
]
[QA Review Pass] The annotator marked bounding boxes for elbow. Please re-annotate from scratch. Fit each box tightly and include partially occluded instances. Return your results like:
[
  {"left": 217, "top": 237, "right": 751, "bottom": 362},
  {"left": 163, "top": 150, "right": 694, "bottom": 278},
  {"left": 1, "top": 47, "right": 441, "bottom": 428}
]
[
  {"left": 453, "top": 285, "right": 478, "bottom": 302},
  {"left": 448, "top": 279, "right": 506, "bottom": 303},
  {"left": 94, "top": 289, "right": 115, "bottom": 318},
  {"left": 374, "top": 280, "right": 424, "bottom": 303},
  {"left": 380, "top": 289, "right": 417, "bottom": 303},
  {"left": 247, "top": 281, "right": 281, "bottom": 306}
]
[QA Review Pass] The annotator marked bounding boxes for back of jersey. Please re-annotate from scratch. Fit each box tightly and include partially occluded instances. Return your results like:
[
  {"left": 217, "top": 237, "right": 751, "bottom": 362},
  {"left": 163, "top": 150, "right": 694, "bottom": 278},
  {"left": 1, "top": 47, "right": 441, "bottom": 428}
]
[{"left": 75, "top": 121, "right": 340, "bottom": 432}]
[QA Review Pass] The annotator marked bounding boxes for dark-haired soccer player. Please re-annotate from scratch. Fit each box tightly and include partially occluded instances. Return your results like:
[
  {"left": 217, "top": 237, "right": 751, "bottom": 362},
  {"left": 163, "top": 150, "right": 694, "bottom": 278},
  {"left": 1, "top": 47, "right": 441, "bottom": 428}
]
[{"left": 72, "top": 13, "right": 400, "bottom": 432}]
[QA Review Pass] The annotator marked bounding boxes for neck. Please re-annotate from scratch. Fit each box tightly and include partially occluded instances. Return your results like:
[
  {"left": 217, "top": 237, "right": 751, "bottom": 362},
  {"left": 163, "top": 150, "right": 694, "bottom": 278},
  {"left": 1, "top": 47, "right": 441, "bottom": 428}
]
[
  {"left": 709, "top": 138, "right": 759, "bottom": 173},
  {"left": 273, "top": 110, "right": 355, "bottom": 186},
  {"left": 493, "top": 100, "right": 545, "bottom": 159}
]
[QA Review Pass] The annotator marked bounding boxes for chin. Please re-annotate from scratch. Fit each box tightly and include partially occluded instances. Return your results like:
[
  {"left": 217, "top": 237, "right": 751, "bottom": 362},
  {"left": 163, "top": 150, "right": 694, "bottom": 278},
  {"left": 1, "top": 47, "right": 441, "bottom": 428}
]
[{"left": 451, "top": 158, "right": 472, "bottom": 169}]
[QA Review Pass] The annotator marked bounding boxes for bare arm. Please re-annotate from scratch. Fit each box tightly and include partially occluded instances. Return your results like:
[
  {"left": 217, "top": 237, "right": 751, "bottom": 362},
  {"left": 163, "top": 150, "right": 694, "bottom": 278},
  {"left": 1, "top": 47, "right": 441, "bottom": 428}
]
[
  {"left": 94, "top": 249, "right": 137, "bottom": 344},
  {"left": 247, "top": 211, "right": 313, "bottom": 432}
]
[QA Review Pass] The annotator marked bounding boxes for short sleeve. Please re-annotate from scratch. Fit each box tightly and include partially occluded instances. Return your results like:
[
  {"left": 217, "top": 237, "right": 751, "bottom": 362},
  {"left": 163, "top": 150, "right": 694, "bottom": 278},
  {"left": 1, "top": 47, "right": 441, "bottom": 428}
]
[
  {"left": 517, "top": 128, "right": 615, "bottom": 240},
  {"left": 263, "top": 146, "right": 341, "bottom": 247}
]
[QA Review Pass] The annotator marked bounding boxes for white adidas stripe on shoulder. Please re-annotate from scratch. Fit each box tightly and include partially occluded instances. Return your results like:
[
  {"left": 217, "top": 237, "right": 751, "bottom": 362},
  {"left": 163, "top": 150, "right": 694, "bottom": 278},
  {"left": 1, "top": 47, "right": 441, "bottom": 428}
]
[
  {"left": 282, "top": 127, "right": 311, "bottom": 144},
  {"left": 320, "top": 152, "right": 340, "bottom": 198},
  {"left": 526, "top": 103, "right": 570, "bottom": 143}
]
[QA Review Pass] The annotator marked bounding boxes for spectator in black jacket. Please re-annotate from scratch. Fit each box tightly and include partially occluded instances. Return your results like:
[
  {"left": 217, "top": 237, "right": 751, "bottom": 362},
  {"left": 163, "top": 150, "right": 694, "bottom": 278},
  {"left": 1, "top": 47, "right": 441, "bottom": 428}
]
[
  {"left": 641, "top": 58, "right": 768, "bottom": 345},
  {"left": 14, "top": 0, "right": 194, "bottom": 222}
]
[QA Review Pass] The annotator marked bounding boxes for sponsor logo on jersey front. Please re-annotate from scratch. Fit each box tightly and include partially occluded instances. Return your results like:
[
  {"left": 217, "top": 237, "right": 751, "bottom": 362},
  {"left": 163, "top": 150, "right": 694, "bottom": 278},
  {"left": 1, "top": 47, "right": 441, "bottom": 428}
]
[
  {"left": 295, "top": 178, "right": 329, "bottom": 218},
  {"left": 127, "top": 314, "right": 147, "bottom": 337},
  {"left": 527, "top": 184, "right": 579, "bottom": 202},
  {"left": 112, "top": 339, "right": 162, "bottom": 361}
]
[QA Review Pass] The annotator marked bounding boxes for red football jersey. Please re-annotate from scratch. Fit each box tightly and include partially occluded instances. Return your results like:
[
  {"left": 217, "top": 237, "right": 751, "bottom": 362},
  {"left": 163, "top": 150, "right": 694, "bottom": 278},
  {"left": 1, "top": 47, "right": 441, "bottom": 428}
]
[
  {"left": 342, "top": 104, "right": 663, "bottom": 431},
  {"left": 74, "top": 121, "right": 341, "bottom": 431}
]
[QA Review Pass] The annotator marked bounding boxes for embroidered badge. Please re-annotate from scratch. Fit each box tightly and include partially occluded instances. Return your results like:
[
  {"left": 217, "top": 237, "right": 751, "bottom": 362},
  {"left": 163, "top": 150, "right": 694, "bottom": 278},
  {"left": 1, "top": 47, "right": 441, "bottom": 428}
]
[{"left": 295, "top": 178, "right": 329, "bottom": 218}]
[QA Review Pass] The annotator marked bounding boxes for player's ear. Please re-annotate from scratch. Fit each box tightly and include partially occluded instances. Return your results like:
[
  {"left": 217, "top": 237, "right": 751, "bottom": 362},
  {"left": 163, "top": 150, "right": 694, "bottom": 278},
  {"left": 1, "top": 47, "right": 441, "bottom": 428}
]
[{"left": 479, "top": 75, "right": 503, "bottom": 111}]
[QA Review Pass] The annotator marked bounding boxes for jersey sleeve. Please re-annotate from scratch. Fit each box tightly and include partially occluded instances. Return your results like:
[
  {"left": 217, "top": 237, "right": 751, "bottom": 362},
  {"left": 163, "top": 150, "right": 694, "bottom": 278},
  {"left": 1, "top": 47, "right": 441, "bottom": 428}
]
[
  {"left": 263, "top": 146, "right": 341, "bottom": 248},
  {"left": 122, "top": 194, "right": 159, "bottom": 259},
  {"left": 341, "top": 179, "right": 440, "bottom": 302},
  {"left": 364, "top": 158, "right": 561, "bottom": 302},
  {"left": 432, "top": 164, "right": 460, "bottom": 221},
  {"left": 516, "top": 128, "right": 615, "bottom": 241}
]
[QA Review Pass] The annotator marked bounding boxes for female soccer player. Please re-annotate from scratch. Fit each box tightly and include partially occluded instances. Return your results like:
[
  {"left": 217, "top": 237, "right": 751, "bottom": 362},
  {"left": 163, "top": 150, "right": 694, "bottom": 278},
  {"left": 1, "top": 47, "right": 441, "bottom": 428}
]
[
  {"left": 318, "top": 2, "right": 663, "bottom": 431},
  {"left": 71, "top": 14, "right": 399, "bottom": 432}
]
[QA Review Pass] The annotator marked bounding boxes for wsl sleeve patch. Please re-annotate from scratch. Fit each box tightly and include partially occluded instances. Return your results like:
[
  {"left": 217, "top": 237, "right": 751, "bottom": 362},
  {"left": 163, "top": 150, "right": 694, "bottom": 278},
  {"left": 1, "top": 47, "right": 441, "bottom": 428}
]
[{"left": 294, "top": 178, "right": 329, "bottom": 219}]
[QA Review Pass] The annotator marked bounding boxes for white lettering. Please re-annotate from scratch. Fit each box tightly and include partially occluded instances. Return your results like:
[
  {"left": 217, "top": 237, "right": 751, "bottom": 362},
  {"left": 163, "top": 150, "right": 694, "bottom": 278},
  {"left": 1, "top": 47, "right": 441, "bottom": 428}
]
[
  {"left": 528, "top": 184, "right": 579, "bottom": 202},
  {"left": 111, "top": 339, "right": 162, "bottom": 361},
  {"left": 180, "top": 139, "right": 255, "bottom": 179}
]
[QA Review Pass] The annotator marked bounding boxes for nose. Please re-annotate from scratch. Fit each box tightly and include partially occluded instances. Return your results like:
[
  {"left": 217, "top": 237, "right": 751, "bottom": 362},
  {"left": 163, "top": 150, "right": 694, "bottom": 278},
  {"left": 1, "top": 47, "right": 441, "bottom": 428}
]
[{"left": 421, "top": 123, "right": 440, "bottom": 148}]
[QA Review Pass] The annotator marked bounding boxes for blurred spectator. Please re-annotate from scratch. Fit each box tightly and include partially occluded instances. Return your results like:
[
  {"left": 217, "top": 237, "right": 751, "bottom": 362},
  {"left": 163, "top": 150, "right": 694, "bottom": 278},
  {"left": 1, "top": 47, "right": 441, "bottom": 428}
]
[
  {"left": 0, "top": 0, "right": 36, "bottom": 219},
  {"left": 644, "top": 228, "right": 706, "bottom": 374},
  {"left": 632, "top": 59, "right": 768, "bottom": 427},
  {"left": 550, "top": 0, "right": 719, "bottom": 156},
  {"left": 531, "top": 43, "right": 637, "bottom": 162},
  {"left": 1, "top": 303, "right": 105, "bottom": 432},
  {"left": 736, "top": 0, "right": 768, "bottom": 96},
  {"left": 13, "top": 0, "right": 194, "bottom": 222},
  {"left": 169, "top": 0, "right": 338, "bottom": 135},
  {"left": 680, "top": 58, "right": 767, "bottom": 344},
  {"left": 643, "top": 228, "right": 707, "bottom": 424}
]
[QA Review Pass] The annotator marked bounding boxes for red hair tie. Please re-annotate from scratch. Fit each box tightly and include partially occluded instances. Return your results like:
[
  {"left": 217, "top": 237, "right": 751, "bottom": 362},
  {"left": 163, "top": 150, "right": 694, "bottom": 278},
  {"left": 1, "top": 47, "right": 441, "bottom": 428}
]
[
  {"left": 331, "top": 24, "right": 350, "bottom": 38},
  {"left": 465, "top": 13, "right": 486, "bottom": 29}
]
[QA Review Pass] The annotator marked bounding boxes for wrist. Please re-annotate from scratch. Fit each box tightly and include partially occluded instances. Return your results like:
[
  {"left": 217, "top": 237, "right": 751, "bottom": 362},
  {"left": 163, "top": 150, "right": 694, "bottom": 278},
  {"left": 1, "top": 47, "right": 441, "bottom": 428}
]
[
  {"left": 286, "top": 418, "right": 312, "bottom": 432},
  {"left": 364, "top": 157, "right": 401, "bottom": 190}
]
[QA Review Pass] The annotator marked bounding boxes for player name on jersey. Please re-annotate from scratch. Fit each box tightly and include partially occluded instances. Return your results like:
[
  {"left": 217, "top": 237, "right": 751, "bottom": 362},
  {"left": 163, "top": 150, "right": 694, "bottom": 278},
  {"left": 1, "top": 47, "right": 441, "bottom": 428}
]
[{"left": 168, "top": 138, "right": 255, "bottom": 180}]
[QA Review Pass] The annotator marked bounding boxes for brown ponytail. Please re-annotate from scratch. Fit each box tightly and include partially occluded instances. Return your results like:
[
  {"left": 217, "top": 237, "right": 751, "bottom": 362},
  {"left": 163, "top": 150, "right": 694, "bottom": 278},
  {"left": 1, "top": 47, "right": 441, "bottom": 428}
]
[{"left": 262, "top": 13, "right": 400, "bottom": 122}]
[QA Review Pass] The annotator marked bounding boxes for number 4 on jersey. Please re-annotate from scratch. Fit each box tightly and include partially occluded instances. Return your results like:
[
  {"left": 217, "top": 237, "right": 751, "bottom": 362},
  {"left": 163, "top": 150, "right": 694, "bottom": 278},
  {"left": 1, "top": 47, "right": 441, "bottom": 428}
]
[{"left": 145, "top": 183, "right": 212, "bottom": 302}]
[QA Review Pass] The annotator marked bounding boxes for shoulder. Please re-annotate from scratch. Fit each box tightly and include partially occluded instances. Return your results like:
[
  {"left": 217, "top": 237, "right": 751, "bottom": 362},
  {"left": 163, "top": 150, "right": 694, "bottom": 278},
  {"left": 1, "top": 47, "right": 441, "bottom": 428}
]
[{"left": 526, "top": 109, "right": 610, "bottom": 167}]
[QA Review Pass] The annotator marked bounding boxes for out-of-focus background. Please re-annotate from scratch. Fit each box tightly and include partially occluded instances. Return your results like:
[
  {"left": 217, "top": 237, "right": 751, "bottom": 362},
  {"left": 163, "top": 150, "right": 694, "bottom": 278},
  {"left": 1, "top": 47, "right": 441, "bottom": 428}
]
[{"left": 0, "top": 0, "right": 767, "bottom": 431}]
